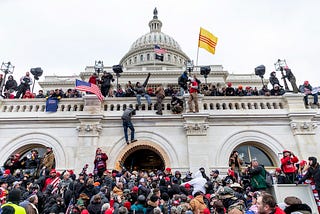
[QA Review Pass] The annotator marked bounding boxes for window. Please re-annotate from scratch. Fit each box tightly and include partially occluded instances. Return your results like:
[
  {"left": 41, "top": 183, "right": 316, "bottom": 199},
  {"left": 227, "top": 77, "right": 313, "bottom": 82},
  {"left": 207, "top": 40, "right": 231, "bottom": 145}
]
[
  {"left": 147, "top": 54, "right": 150, "bottom": 61},
  {"left": 236, "top": 144, "right": 273, "bottom": 166},
  {"left": 134, "top": 57, "right": 137, "bottom": 63},
  {"left": 168, "top": 54, "right": 171, "bottom": 61},
  {"left": 140, "top": 55, "right": 144, "bottom": 62}
]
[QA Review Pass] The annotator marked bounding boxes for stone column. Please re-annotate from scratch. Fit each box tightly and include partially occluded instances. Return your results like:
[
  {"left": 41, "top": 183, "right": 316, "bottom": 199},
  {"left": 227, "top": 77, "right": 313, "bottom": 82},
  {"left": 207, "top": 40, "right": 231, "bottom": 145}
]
[
  {"left": 183, "top": 113, "right": 209, "bottom": 173},
  {"left": 285, "top": 93, "right": 318, "bottom": 159},
  {"left": 75, "top": 94, "right": 103, "bottom": 173}
]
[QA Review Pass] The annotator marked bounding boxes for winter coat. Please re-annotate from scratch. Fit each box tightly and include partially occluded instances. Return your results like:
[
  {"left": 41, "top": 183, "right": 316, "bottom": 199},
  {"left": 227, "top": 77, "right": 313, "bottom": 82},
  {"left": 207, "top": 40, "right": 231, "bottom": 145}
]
[
  {"left": 189, "top": 195, "right": 207, "bottom": 214},
  {"left": 87, "top": 201, "right": 102, "bottom": 214},
  {"left": 248, "top": 165, "right": 267, "bottom": 190},
  {"left": 146, "top": 201, "right": 158, "bottom": 214},
  {"left": 181, "top": 171, "right": 207, "bottom": 196},
  {"left": 100, "top": 73, "right": 114, "bottom": 87},
  {"left": 300, "top": 163, "right": 320, "bottom": 191},
  {"left": 94, "top": 153, "right": 108, "bottom": 172},
  {"left": 122, "top": 108, "right": 135, "bottom": 122},
  {"left": 135, "top": 73, "right": 151, "bottom": 95},
  {"left": 5, "top": 79, "right": 18, "bottom": 91},
  {"left": 41, "top": 151, "right": 55, "bottom": 171},
  {"left": 155, "top": 87, "right": 165, "bottom": 99},
  {"left": 281, "top": 156, "right": 299, "bottom": 174},
  {"left": 25, "top": 203, "right": 38, "bottom": 214},
  {"left": 131, "top": 203, "right": 147, "bottom": 214},
  {"left": 284, "top": 203, "right": 312, "bottom": 214}
]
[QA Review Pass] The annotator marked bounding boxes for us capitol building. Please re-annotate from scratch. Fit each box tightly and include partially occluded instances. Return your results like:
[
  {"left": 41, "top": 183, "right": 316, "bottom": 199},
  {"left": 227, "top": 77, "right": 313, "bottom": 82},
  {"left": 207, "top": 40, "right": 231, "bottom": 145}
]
[{"left": 0, "top": 9, "right": 319, "bottom": 175}]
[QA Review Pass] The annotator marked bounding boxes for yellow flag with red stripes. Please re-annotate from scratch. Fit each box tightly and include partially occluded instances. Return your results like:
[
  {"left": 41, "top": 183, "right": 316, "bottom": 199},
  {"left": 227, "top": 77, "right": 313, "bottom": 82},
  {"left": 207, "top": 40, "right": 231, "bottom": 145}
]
[{"left": 198, "top": 27, "right": 218, "bottom": 55}]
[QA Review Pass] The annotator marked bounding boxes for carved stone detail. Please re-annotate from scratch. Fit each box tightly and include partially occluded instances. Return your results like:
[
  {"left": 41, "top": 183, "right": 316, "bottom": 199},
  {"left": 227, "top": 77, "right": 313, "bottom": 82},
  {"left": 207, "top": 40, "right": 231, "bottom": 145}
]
[
  {"left": 290, "top": 122, "right": 317, "bottom": 135},
  {"left": 184, "top": 122, "right": 209, "bottom": 136},
  {"left": 76, "top": 124, "right": 102, "bottom": 137}
]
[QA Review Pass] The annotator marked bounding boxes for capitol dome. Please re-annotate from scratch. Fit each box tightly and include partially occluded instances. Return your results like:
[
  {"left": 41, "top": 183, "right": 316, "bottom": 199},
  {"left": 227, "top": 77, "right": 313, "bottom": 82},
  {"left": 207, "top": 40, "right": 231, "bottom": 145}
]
[{"left": 119, "top": 8, "right": 190, "bottom": 67}]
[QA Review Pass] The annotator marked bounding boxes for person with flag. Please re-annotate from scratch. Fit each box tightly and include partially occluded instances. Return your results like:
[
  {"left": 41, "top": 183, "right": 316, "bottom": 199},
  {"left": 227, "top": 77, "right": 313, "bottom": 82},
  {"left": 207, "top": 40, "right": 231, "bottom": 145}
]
[{"left": 75, "top": 79, "right": 104, "bottom": 101}]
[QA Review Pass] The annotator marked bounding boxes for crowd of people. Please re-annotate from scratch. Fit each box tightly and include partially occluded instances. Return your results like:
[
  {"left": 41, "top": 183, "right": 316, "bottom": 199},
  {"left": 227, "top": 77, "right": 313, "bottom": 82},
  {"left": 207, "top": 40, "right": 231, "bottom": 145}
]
[
  {"left": 1, "top": 69, "right": 319, "bottom": 110},
  {"left": 1, "top": 146, "right": 319, "bottom": 214}
]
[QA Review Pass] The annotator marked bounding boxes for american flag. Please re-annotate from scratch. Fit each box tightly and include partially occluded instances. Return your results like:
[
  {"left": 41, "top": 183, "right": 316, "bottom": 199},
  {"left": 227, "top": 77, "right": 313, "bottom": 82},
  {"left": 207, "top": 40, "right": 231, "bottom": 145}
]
[
  {"left": 154, "top": 45, "right": 167, "bottom": 54},
  {"left": 75, "top": 79, "right": 104, "bottom": 101}
]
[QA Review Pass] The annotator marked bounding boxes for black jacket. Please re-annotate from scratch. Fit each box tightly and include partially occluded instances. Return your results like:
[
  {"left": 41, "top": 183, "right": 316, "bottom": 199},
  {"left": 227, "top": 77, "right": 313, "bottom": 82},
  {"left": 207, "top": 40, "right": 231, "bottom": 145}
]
[
  {"left": 284, "top": 203, "right": 312, "bottom": 214},
  {"left": 300, "top": 163, "right": 320, "bottom": 191}
]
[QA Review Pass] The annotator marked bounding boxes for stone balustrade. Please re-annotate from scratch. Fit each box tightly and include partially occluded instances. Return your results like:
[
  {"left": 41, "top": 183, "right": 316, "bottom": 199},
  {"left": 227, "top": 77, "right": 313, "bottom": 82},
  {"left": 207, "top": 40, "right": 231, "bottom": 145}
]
[{"left": 0, "top": 93, "right": 312, "bottom": 114}]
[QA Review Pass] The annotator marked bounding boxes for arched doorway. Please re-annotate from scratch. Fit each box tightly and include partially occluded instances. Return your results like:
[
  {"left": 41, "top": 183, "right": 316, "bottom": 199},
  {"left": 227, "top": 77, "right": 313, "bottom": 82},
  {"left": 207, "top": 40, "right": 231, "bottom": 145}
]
[
  {"left": 2, "top": 143, "right": 56, "bottom": 176},
  {"left": 234, "top": 143, "right": 275, "bottom": 167},
  {"left": 120, "top": 145, "right": 165, "bottom": 171}
]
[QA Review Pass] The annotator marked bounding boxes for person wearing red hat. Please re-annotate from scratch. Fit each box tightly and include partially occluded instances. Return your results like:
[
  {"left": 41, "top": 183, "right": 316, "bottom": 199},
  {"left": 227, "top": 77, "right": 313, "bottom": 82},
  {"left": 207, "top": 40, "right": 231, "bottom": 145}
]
[
  {"left": 226, "top": 82, "right": 235, "bottom": 96},
  {"left": 0, "top": 169, "right": 15, "bottom": 185},
  {"left": 296, "top": 160, "right": 308, "bottom": 181},
  {"left": 235, "top": 85, "right": 246, "bottom": 96},
  {"left": 42, "top": 168, "right": 60, "bottom": 192},
  {"left": 280, "top": 150, "right": 299, "bottom": 184},
  {"left": 3, "top": 153, "right": 22, "bottom": 175},
  {"left": 299, "top": 80, "right": 319, "bottom": 107}
]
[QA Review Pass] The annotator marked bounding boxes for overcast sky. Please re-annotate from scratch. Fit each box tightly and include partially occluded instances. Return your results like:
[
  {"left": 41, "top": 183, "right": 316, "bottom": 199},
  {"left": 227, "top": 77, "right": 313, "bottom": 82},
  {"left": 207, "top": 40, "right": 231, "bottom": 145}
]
[{"left": 1, "top": 0, "right": 319, "bottom": 90}]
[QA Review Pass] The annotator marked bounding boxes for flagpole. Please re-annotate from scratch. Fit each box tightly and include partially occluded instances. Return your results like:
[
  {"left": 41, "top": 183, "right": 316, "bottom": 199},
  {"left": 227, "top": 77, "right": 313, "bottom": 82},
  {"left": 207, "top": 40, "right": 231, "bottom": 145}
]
[
  {"left": 196, "top": 46, "right": 200, "bottom": 67},
  {"left": 196, "top": 28, "right": 201, "bottom": 70}
]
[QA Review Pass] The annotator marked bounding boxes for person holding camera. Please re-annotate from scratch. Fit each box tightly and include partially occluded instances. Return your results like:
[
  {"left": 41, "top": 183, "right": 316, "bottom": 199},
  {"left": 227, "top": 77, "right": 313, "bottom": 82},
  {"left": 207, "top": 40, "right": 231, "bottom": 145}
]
[
  {"left": 15, "top": 71, "right": 33, "bottom": 98},
  {"left": 122, "top": 107, "right": 138, "bottom": 145},
  {"left": 280, "top": 150, "right": 299, "bottom": 184}
]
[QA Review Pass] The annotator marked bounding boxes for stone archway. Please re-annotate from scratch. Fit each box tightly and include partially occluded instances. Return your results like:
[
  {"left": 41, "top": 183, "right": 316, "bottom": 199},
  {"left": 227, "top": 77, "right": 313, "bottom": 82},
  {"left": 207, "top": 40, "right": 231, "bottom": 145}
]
[
  {"left": 216, "top": 130, "right": 284, "bottom": 167},
  {"left": 108, "top": 131, "right": 180, "bottom": 170},
  {"left": 110, "top": 139, "right": 172, "bottom": 171},
  {"left": 0, "top": 132, "right": 67, "bottom": 170},
  {"left": 120, "top": 144, "right": 165, "bottom": 171}
]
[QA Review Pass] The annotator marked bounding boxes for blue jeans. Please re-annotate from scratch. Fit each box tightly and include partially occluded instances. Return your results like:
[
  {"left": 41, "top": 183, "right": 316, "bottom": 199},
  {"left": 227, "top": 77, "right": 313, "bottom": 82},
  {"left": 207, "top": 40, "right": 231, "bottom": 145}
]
[
  {"left": 123, "top": 121, "right": 135, "bottom": 142},
  {"left": 304, "top": 93, "right": 318, "bottom": 105},
  {"left": 136, "top": 94, "right": 151, "bottom": 106}
]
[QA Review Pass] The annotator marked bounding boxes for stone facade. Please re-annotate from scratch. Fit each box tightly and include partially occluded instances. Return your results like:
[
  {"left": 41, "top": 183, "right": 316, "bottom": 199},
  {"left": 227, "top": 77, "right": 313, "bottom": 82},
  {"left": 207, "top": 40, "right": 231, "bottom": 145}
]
[
  {"left": 0, "top": 93, "right": 319, "bottom": 174},
  {"left": 1, "top": 8, "right": 319, "bottom": 175}
]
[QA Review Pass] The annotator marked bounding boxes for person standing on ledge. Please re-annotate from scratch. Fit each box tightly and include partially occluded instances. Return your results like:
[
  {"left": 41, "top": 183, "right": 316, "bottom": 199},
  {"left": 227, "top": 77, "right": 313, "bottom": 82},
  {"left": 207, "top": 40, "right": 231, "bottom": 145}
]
[
  {"left": 122, "top": 107, "right": 138, "bottom": 145},
  {"left": 187, "top": 74, "right": 199, "bottom": 113},
  {"left": 155, "top": 85, "right": 165, "bottom": 115}
]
